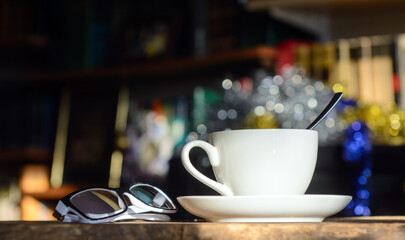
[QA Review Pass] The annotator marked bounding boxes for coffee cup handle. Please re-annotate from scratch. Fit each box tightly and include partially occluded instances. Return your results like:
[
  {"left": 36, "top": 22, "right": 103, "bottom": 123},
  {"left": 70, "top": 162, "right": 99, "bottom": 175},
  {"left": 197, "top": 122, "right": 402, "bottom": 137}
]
[{"left": 181, "top": 140, "right": 234, "bottom": 196}]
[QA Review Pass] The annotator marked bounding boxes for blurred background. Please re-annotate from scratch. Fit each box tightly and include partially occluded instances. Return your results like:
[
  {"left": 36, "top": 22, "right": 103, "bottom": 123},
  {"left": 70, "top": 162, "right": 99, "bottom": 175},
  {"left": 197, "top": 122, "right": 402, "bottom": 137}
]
[{"left": 0, "top": 0, "right": 404, "bottom": 221}]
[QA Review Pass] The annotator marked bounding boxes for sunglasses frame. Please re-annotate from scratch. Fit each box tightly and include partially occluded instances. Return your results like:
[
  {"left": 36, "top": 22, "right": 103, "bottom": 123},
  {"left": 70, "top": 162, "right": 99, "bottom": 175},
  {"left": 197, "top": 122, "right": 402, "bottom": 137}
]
[{"left": 53, "top": 183, "right": 177, "bottom": 223}]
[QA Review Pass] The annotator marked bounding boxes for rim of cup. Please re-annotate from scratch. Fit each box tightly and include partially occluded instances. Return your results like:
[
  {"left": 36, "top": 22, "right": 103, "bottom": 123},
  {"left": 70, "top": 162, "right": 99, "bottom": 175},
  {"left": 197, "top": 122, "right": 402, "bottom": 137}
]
[{"left": 208, "top": 129, "right": 318, "bottom": 134}]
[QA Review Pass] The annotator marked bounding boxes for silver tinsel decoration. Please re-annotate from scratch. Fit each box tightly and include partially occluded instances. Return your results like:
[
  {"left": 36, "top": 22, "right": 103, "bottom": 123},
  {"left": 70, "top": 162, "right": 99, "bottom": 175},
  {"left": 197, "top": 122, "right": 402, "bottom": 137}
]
[
  {"left": 258, "top": 65, "right": 345, "bottom": 144},
  {"left": 192, "top": 65, "right": 345, "bottom": 145}
]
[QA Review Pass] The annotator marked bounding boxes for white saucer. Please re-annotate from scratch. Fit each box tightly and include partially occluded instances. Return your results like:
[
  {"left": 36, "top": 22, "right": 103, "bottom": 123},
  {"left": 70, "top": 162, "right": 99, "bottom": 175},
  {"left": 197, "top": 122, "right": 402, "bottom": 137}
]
[{"left": 177, "top": 195, "right": 352, "bottom": 222}]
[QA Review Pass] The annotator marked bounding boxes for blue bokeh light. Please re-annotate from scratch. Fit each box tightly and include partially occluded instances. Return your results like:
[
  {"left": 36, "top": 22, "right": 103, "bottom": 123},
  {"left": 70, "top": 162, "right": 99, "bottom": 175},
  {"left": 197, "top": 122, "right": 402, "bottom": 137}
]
[
  {"left": 358, "top": 176, "right": 367, "bottom": 185},
  {"left": 342, "top": 118, "right": 373, "bottom": 216},
  {"left": 362, "top": 168, "right": 372, "bottom": 177},
  {"left": 357, "top": 189, "right": 370, "bottom": 199},
  {"left": 354, "top": 205, "right": 364, "bottom": 215},
  {"left": 362, "top": 207, "right": 371, "bottom": 216},
  {"left": 352, "top": 121, "right": 362, "bottom": 131},
  {"left": 353, "top": 132, "right": 363, "bottom": 141}
]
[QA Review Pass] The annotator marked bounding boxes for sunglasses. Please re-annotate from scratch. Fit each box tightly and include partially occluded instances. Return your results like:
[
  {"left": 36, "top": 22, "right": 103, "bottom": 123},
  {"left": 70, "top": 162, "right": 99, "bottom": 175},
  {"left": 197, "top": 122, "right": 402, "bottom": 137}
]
[{"left": 53, "top": 183, "right": 177, "bottom": 223}]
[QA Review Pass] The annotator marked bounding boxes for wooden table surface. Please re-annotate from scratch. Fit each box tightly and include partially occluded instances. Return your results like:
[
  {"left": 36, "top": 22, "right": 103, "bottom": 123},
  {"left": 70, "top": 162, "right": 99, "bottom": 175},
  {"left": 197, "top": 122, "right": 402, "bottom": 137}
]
[{"left": 0, "top": 216, "right": 404, "bottom": 240}]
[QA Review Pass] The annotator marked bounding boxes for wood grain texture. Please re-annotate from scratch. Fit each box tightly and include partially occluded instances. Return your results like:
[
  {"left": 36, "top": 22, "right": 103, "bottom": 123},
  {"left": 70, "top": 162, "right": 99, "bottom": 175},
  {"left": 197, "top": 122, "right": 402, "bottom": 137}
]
[{"left": 0, "top": 218, "right": 404, "bottom": 240}]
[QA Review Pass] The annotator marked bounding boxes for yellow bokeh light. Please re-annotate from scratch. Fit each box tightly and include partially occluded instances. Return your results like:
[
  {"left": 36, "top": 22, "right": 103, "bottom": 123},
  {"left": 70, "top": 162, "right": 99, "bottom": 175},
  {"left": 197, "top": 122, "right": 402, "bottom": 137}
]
[
  {"left": 389, "top": 128, "right": 399, "bottom": 136},
  {"left": 390, "top": 114, "right": 400, "bottom": 122},
  {"left": 332, "top": 83, "right": 344, "bottom": 93},
  {"left": 370, "top": 105, "right": 381, "bottom": 116}
]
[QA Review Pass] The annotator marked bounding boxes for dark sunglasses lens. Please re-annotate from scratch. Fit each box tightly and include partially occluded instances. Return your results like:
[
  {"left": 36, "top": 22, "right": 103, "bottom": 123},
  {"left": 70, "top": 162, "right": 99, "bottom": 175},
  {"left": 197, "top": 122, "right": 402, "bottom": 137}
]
[
  {"left": 129, "top": 185, "right": 175, "bottom": 210},
  {"left": 70, "top": 189, "right": 125, "bottom": 219}
]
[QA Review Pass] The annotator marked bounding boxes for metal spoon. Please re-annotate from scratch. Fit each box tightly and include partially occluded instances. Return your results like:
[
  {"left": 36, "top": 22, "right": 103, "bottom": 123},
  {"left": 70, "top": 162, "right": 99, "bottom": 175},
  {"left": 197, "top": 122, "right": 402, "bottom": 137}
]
[{"left": 306, "top": 92, "right": 343, "bottom": 130}]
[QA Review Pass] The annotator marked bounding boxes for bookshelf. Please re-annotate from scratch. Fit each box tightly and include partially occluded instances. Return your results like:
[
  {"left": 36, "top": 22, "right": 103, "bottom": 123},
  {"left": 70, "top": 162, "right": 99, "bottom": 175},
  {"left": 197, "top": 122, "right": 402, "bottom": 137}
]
[
  {"left": 0, "top": 148, "right": 50, "bottom": 164},
  {"left": 1, "top": 45, "right": 276, "bottom": 174},
  {"left": 19, "top": 46, "right": 276, "bottom": 83}
]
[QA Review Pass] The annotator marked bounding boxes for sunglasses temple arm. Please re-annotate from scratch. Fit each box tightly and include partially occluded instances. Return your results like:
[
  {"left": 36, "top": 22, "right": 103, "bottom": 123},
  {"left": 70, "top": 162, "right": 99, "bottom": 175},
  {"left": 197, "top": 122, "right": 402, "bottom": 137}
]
[
  {"left": 113, "top": 212, "right": 171, "bottom": 222},
  {"left": 61, "top": 213, "right": 88, "bottom": 223},
  {"left": 54, "top": 201, "right": 93, "bottom": 223},
  {"left": 53, "top": 201, "right": 71, "bottom": 221}
]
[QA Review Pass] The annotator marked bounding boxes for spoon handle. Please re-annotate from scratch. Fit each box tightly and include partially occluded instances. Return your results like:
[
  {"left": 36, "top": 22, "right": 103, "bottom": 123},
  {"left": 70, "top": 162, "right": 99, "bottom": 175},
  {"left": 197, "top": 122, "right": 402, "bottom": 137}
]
[{"left": 306, "top": 92, "right": 343, "bottom": 130}]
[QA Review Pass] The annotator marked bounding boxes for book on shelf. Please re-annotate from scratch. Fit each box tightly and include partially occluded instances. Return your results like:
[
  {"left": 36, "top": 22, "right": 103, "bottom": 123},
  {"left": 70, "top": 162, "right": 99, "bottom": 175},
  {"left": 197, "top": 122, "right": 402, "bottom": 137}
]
[
  {"left": 305, "top": 34, "right": 399, "bottom": 108},
  {"left": 324, "top": 42, "right": 337, "bottom": 84},
  {"left": 310, "top": 43, "right": 324, "bottom": 81},
  {"left": 294, "top": 43, "right": 311, "bottom": 76},
  {"left": 349, "top": 38, "right": 360, "bottom": 100},
  {"left": 392, "top": 36, "right": 401, "bottom": 105},
  {"left": 335, "top": 39, "right": 359, "bottom": 100},
  {"left": 357, "top": 37, "right": 374, "bottom": 104},
  {"left": 292, "top": 41, "right": 336, "bottom": 83},
  {"left": 396, "top": 33, "right": 405, "bottom": 109},
  {"left": 371, "top": 35, "right": 395, "bottom": 107}
]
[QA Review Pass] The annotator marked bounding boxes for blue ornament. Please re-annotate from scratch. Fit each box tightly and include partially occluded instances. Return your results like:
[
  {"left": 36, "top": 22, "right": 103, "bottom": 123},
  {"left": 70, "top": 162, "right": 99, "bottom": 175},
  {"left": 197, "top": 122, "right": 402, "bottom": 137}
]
[{"left": 342, "top": 121, "right": 373, "bottom": 216}]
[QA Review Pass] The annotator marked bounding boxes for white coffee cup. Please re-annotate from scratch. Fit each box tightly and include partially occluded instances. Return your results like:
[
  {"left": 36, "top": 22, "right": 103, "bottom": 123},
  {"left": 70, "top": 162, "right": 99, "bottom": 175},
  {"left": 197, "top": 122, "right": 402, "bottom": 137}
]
[{"left": 181, "top": 129, "right": 318, "bottom": 196}]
